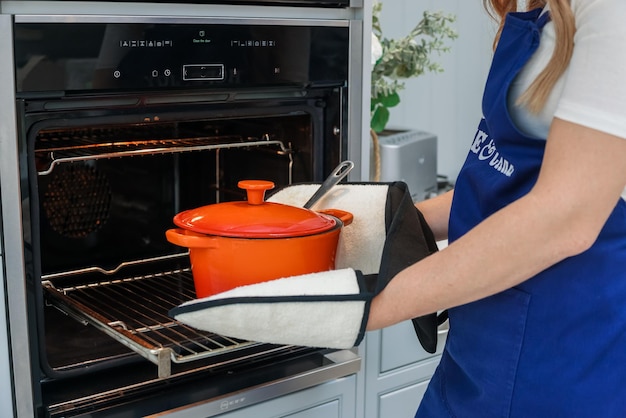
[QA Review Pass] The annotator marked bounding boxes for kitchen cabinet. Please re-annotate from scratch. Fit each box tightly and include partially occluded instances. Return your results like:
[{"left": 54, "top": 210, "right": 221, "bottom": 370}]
[
  {"left": 218, "top": 375, "right": 357, "bottom": 418},
  {"left": 204, "top": 318, "right": 445, "bottom": 418},
  {"left": 361, "top": 320, "right": 447, "bottom": 418}
]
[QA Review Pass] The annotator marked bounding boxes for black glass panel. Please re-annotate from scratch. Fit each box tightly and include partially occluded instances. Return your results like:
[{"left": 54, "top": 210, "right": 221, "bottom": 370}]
[{"left": 14, "top": 22, "right": 349, "bottom": 94}]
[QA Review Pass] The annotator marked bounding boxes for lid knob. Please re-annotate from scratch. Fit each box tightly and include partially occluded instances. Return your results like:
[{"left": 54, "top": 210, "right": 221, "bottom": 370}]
[{"left": 238, "top": 180, "right": 275, "bottom": 205}]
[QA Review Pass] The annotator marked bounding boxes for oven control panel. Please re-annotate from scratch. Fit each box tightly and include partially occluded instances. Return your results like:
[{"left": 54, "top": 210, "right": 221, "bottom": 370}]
[{"left": 13, "top": 22, "right": 349, "bottom": 95}]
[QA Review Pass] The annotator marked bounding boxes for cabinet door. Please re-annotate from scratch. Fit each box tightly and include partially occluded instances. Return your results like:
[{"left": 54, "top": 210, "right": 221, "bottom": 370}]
[
  {"left": 361, "top": 320, "right": 447, "bottom": 418},
  {"left": 380, "top": 321, "right": 446, "bottom": 373},
  {"left": 378, "top": 380, "right": 430, "bottom": 418},
  {"left": 284, "top": 399, "right": 340, "bottom": 418}
]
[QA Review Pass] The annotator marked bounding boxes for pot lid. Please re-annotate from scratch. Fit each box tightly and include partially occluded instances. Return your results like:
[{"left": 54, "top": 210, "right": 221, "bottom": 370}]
[{"left": 173, "top": 180, "right": 337, "bottom": 238}]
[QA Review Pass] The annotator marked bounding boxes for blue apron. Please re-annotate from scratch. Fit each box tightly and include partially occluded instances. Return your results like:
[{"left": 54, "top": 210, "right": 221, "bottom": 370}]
[{"left": 417, "top": 8, "right": 626, "bottom": 417}]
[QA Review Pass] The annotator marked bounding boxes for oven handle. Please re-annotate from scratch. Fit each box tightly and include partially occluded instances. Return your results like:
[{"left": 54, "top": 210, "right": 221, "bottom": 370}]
[{"left": 145, "top": 349, "right": 361, "bottom": 418}]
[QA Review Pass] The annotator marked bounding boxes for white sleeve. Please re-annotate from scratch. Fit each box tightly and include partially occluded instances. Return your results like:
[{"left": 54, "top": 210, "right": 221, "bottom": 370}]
[{"left": 555, "top": 0, "right": 626, "bottom": 139}]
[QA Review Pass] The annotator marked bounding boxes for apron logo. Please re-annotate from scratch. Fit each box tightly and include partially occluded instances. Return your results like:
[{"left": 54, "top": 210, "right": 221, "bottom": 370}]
[{"left": 470, "top": 129, "right": 515, "bottom": 177}]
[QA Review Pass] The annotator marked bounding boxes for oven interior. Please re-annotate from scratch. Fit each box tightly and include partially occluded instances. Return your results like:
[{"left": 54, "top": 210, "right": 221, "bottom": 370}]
[{"left": 19, "top": 91, "right": 347, "bottom": 383}]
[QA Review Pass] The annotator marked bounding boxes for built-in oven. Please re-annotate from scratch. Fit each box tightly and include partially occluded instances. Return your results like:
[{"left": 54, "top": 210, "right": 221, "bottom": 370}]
[{"left": 0, "top": 5, "right": 366, "bottom": 416}]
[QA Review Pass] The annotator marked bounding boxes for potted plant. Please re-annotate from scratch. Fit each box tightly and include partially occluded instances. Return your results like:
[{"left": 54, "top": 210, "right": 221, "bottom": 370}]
[{"left": 370, "top": 1, "right": 457, "bottom": 180}]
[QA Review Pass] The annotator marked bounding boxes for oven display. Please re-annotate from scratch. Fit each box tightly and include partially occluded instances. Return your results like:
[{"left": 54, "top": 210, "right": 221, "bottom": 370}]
[{"left": 14, "top": 22, "right": 349, "bottom": 94}]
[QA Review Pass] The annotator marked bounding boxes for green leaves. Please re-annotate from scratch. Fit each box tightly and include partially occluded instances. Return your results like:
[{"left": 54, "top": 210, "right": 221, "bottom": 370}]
[
  {"left": 370, "top": 3, "right": 457, "bottom": 133},
  {"left": 370, "top": 91, "right": 400, "bottom": 133}
]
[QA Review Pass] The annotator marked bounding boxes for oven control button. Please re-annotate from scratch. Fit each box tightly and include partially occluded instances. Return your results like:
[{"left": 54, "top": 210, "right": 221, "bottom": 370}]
[{"left": 183, "top": 64, "right": 225, "bottom": 81}]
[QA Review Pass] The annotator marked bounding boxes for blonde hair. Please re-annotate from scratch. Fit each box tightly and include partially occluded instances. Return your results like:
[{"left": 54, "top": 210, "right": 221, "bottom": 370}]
[{"left": 484, "top": 0, "right": 575, "bottom": 113}]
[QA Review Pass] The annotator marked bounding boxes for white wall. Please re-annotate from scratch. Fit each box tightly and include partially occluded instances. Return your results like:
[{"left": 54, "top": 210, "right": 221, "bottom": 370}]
[{"left": 377, "top": 0, "right": 496, "bottom": 181}]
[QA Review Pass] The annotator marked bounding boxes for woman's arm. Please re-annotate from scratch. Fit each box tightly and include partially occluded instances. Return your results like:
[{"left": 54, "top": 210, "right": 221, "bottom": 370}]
[
  {"left": 416, "top": 189, "right": 453, "bottom": 242},
  {"left": 367, "top": 117, "right": 626, "bottom": 330}
]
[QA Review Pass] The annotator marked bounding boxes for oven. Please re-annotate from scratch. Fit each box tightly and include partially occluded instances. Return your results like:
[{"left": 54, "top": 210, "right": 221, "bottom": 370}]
[{"left": 0, "top": 2, "right": 367, "bottom": 416}]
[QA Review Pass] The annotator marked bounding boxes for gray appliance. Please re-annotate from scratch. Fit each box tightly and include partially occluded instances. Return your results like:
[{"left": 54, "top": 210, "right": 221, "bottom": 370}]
[{"left": 375, "top": 129, "right": 438, "bottom": 202}]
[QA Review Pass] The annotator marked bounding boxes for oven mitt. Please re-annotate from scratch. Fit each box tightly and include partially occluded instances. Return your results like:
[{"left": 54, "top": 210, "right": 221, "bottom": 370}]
[{"left": 170, "top": 181, "right": 440, "bottom": 351}]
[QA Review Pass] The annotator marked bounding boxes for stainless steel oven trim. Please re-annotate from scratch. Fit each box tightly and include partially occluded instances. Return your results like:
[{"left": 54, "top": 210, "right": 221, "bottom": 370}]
[
  {"left": 143, "top": 349, "right": 360, "bottom": 418},
  {"left": 0, "top": 263, "right": 11, "bottom": 417},
  {"left": 14, "top": 14, "right": 351, "bottom": 27},
  {"left": 4, "top": 1, "right": 360, "bottom": 21},
  {"left": 0, "top": 14, "right": 33, "bottom": 418},
  {"left": 347, "top": 18, "right": 364, "bottom": 180},
  {"left": 43, "top": 348, "right": 360, "bottom": 417}
]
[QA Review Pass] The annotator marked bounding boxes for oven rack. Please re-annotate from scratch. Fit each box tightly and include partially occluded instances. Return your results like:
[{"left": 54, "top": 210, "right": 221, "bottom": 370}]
[
  {"left": 36, "top": 134, "right": 293, "bottom": 176},
  {"left": 43, "top": 267, "right": 262, "bottom": 379}
]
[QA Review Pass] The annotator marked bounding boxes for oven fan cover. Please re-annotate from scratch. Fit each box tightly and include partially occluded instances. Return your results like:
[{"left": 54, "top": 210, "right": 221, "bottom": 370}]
[{"left": 42, "top": 163, "right": 112, "bottom": 239}]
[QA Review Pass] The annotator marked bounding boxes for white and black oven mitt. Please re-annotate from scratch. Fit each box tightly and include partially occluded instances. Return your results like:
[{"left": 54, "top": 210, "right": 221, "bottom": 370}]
[{"left": 169, "top": 181, "right": 440, "bottom": 352}]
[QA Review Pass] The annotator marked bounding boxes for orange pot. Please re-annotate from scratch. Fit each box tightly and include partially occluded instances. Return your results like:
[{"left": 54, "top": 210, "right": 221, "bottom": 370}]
[{"left": 166, "top": 180, "right": 353, "bottom": 298}]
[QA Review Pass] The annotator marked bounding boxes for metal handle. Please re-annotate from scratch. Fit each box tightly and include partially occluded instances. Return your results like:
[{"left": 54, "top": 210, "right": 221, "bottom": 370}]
[{"left": 303, "top": 160, "right": 354, "bottom": 209}]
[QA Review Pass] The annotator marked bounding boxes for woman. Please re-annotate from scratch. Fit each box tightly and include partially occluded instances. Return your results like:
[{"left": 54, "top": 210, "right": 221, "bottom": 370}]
[{"left": 367, "top": 0, "right": 626, "bottom": 416}]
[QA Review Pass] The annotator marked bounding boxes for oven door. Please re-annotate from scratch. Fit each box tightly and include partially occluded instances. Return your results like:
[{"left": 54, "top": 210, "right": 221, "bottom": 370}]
[
  {"left": 20, "top": 87, "right": 356, "bottom": 418},
  {"left": 42, "top": 346, "right": 359, "bottom": 417},
  {"left": 22, "top": 98, "right": 360, "bottom": 417}
]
